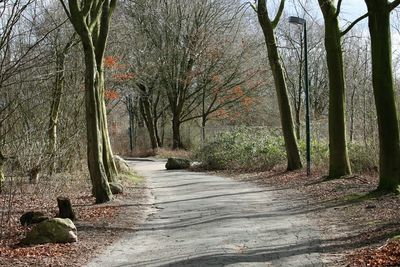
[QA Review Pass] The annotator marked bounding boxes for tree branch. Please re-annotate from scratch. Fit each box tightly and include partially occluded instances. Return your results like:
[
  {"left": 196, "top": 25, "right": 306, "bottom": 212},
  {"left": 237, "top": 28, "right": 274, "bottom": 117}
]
[
  {"left": 389, "top": 0, "right": 400, "bottom": 11},
  {"left": 335, "top": 0, "right": 343, "bottom": 18},
  {"left": 59, "top": 0, "right": 72, "bottom": 21},
  {"left": 341, "top": 13, "right": 368, "bottom": 36},
  {"left": 271, "top": 0, "right": 285, "bottom": 29}
]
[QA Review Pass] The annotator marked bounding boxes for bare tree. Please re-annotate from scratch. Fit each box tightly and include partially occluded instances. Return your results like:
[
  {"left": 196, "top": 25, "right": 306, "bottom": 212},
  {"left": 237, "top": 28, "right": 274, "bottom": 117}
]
[
  {"left": 255, "top": 0, "right": 302, "bottom": 170},
  {"left": 59, "top": 0, "right": 119, "bottom": 203}
]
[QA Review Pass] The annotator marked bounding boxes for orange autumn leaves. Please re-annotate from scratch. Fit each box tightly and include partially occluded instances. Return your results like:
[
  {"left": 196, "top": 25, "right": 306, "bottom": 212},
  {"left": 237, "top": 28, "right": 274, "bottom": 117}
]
[
  {"left": 103, "top": 56, "right": 135, "bottom": 101},
  {"left": 211, "top": 85, "right": 256, "bottom": 122}
]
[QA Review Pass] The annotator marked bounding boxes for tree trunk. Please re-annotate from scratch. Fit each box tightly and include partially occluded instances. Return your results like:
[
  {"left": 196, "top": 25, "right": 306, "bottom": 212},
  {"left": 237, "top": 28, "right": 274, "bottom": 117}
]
[
  {"left": 365, "top": 0, "right": 400, "bottom": 192},
  {"left": 154, "top": 116, "right": 162, "bottom": 148},
  {"left": 318, "top": 1, "right": 352, "bottom": 178},
  {"left": 57, "top": 196, "right": 76, "bottom": 220},
  {"left": 0, "top": 151, "right": 5, "bottom": 193},
  {"left": 98, "top": 70, "right": 118, "bottom": 183},
  {"left": 295, "top": 108, "right": 301, "bottom": 141},
  {"left": 83, "top": 41, "right": 112, "bottom": 204},
  {"left": 257, "top": 2, "right": 302, "bottom": 171},
  {"left": 295, "top": 36, "right": 303, "bottom": 141},
  {"left": 349, "top": 86, "right": 356, "bottom": 142},
  {"left": 48, "top": 36, "right": 74, "bottom": 173},
  {"left": 172, "top": 116, "right": 183, "bottom": 149},
  {"left": 139, "top": 97, "right": 158, "bottom": 149},
  {"left": 201, "top": 116, "right": 206, "bottom": 146},
  {"left": 48, "top": 51, "right": 64, "bottom": 168}
]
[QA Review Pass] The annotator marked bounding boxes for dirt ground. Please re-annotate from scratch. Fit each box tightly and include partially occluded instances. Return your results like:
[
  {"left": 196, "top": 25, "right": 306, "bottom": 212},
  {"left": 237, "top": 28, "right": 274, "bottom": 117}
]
[
  {"left": 0, "top": 172, "right": 150, "bottom": 267},
  {"left": 228, "top": 168, "right": 400, "bottom": 266}
]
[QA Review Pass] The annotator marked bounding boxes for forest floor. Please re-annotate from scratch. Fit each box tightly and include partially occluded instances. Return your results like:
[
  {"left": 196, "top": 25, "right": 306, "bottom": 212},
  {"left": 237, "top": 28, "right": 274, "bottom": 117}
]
[
  {"left": 227, "top": 168, "right": 400, "bottom": 266},
  {"left": 2, "top": 159, "right": 399, "bottom": 267},
  {"left": 0, "top": 164, "right": 150, "bottom": 267}
]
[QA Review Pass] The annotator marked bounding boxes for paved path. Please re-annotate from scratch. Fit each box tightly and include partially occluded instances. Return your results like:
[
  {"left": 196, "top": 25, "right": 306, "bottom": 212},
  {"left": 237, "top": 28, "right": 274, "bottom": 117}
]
[{"left": 87, "top": 159, "right": 322, "bottom": 267}]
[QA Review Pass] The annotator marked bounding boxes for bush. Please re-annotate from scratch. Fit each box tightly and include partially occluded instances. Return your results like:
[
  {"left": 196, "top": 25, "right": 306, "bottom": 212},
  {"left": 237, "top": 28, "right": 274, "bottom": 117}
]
[
  {"left": 298, "top": 139, "right": 329, "bottom": 170},
  {"left": 195, "top": 127, "right": 378, "bottom": 174},
  {"left": 348, "top": 142, "right": 378, "bottom": 173},
  {"left": 195, "top": 127, "right": 286, "bottom": 171}
]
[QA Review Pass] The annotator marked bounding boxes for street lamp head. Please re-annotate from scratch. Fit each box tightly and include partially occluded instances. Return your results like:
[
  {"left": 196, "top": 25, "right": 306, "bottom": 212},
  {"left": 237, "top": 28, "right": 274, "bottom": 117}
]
[{"left": 288, "top": 16, "right": 306, "bottom": 25}]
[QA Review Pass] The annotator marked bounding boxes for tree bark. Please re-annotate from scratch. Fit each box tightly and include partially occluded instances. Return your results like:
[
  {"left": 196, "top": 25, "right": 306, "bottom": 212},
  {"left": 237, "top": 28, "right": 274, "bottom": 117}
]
[
  {"left": 83, "top": 42, "right": 112, "bottom": 203},
  {"left": 172, "top": 116, "right": 183, "bottom": 149},
  {"left": 364, "top": 0, "right": 400, "bottom": 192},
  {"left": 57, "top": 196, "right": 76, "bottom": 220},
  {"left": 48, "top": 35, "right": 74, "bottom": 173},
  {"left": 99, "top": 70, "right": 118, "bottom": 183},
  {"left": 0, "top": 151, "right": 5, "bottom": 193},
  {"left": 61, "top": 0, "right": 117, "bottom": 203},
  {"left": 257, "top": 0, "right": 302, "bottom": 170},
  {"left": 139, "top": 97, "right": 158, "bottom": 149},
  {"left": 318, "top": 0, "right": 352, "bottom": 178}
]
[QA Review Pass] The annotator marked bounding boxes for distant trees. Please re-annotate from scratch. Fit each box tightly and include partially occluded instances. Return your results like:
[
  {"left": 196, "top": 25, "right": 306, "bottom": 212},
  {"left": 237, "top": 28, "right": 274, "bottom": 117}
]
[{"left": 123, "top": 0, "right": 257, "bottom": 149}]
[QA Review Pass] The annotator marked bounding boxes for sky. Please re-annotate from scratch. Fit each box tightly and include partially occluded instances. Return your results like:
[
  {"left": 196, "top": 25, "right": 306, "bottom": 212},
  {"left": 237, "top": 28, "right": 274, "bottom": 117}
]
[{"left": 339, "top": 0, "right": 367, "bottom": 22}]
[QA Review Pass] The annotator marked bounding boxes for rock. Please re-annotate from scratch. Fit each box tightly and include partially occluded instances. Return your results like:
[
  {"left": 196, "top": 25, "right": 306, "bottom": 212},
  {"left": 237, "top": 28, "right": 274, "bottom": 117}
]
[
  {"left": 21, "top": 218, "right": 77, "bottom": 245},
  {"left": 190, "top": 161, "right": 202, "bottom": 168},
  {"left": 109, "top": 182, "right": 123, "bottom": 194},
  {"left": 20, "top": 211, "right": 48, "bottom": 226},
  {"left": 165, "top": 158, "right": 191, "bottom": 170},
  {"left": 114, "top": 155, "right": 131, "bottom": 173}
]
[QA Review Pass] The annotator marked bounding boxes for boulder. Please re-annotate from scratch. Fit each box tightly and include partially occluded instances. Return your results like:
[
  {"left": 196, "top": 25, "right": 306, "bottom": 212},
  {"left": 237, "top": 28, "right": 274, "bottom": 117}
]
[
  {"left": 113, "top": 155, "right": 131, "bottom": 173},
  {"left": 165, "top": 158, "right": 191, "bottom": 170},
  {"left": 21, "top": 218, "right": 77, "bottom": 245},
  {"left": 109, "top": 182, "right": 124, "bottom": 194},
  {"left": 20, "top": 211, "right": 48, "bottom": 226}
]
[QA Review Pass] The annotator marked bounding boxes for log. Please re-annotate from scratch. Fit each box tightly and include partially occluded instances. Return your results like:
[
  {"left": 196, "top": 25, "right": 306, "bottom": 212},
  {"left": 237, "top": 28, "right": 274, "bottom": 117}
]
[{"left": 57, "top": 196, "right": 76, "bottom": 220}]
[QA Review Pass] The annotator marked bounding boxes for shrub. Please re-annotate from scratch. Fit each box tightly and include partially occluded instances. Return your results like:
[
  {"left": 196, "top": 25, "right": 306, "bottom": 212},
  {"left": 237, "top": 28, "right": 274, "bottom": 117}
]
[
  {"left": 195, "top": 127, "right": 286, "bottom": 171},
  {"left": 348, "top": 142, "right": 378, "bottom": 173}
]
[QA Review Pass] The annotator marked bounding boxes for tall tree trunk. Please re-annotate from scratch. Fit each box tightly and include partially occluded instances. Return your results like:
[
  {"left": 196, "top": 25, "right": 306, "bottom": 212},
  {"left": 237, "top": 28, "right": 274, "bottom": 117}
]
[
  {"left": 365, "top": 0, "right": 400, "bottom": 192},
  {"left": 98, "top": 70, "right": 118, "bottom": 183},
  {"left": 48, "top": 36, "right": 74, "bottom": 173},
  {"left": 318, "top": 1, "right": 352, "bottom": 178},
  {"left": 295, "top": 36, "right": 303, "bottom": 140},
  {"left": 295, "top": 108, "right": 301, "bottom": 141},
  {"left": 154, "top": 116, "right": 162, "bottom": 148},
  {"left": 48, "top": 51, "right": 65, "bottom": 172},
  {"left": 257, "top": 0, "right": 302, "bottom": 171},
  {"left": 349, "top": 86, "right": 356, "bottom": 142},
  {"left": 61, "top": 0, "right": 117, "bottom": 203},
  {"left": 83, "top": 43, "right": 112, "bottom": 203}
]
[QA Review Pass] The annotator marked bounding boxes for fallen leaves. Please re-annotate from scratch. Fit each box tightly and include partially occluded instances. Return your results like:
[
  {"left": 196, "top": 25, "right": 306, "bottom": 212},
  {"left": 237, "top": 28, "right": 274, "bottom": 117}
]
[
  {"left": 0, "top": 173, "right": 147, "bottom": 266},
  {"left": 348, "top": 241, "right": 400, "bottom": 267}
]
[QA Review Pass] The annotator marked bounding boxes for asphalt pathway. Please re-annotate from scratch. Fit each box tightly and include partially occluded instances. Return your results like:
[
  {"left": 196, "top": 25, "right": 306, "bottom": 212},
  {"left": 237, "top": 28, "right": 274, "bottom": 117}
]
[{"left": 86, "top": 159, "right": 322, "bottom": 267}]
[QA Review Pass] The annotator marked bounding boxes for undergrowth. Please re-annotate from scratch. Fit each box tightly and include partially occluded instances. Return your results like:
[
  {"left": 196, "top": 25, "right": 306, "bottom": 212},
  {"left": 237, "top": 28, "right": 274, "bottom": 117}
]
[{"left": 195, "top": 127, "right": 379, "bottom": 173}]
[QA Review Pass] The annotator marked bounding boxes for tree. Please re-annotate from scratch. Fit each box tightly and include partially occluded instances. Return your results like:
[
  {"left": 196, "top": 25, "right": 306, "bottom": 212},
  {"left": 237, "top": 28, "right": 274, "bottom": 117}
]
[
  {"left": 255, "top": 0, "right": 302, "bottom": 170},
  {"left": 363, "top": 0, "right": 400, "bottom": 192},
  {"left": 59, "top": 0, "right": 119, "bottom": 203},
  {"left": 317, "top": 0, "right": 354, "bottom": 178},
  {"left": 48, "top": 32, "right": 76, "bottom": 173},
  {"left": 125, "top": 0, "right": 251, "bottom": 149}
]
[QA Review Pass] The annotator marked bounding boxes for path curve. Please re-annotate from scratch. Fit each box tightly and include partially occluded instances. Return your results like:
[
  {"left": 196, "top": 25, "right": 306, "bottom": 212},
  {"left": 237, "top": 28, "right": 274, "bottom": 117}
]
[{"left": 86, "top": 159, "right": 322, "bottom": 267}]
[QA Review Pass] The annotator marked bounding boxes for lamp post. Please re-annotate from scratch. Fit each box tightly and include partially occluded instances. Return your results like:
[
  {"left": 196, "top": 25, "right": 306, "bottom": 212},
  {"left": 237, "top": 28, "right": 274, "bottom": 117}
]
[{"left": 289, "top": 16, "right": 311, "bottom": 176}]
